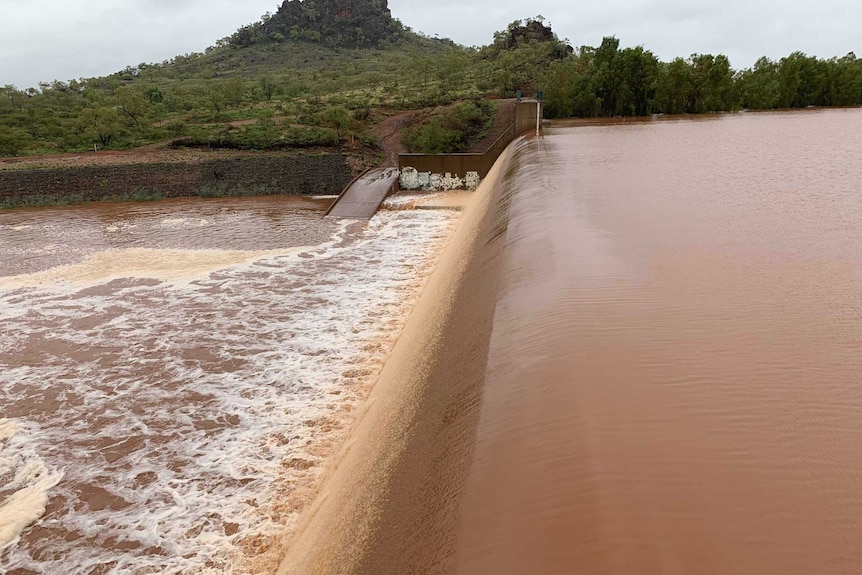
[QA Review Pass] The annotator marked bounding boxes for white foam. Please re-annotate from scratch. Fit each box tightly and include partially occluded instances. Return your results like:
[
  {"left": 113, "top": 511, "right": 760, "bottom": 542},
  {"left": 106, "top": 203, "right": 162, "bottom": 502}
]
[
  {"left": 383, "top": 191, "right": 447, "bottom": 209},
  {"left": 104, "top": 222, "right": 139, "bottom": 233},
  {"left": 0, "top": 419, "right": 17, "bottom": 441},
  {"left": 0, "top": 246, "right": 306, "bottom": 288},
  {"left": 0, "top": 205, "right": 460, "bottom": 574},
  {"left": 0, "top": 420, "right": 64, "bottom": 552}
]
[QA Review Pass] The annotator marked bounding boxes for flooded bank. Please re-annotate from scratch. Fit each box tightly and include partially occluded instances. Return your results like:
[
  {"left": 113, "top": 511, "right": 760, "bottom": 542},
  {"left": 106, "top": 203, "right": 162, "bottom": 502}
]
[{"left": 0, "top": 195, "right": 460, "bottom": 574}]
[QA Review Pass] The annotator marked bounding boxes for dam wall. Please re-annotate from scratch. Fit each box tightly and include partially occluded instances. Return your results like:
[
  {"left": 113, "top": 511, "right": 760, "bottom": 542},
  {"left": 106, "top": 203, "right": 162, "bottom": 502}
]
[
  {"left": 278, "top": 136, "right": 529, "bottom": 575},
  {"left": 514, "top": 98, "right": 542, "bottom": 135},
  {"left": 0, "top": 154, "right": 356, "bottom": 207}
]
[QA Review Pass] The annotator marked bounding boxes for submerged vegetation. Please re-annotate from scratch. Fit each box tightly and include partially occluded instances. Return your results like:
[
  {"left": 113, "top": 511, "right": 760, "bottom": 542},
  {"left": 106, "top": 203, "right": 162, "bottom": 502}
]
[
  {"left": 542, "top": 36, "right": 862, "bottom": 118},
  {"left": 0, "top": 1, "right": 859, "bottom": 158}
]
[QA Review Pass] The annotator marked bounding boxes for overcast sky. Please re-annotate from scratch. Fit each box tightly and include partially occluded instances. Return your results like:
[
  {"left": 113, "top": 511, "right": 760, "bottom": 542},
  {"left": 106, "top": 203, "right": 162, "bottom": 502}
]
[{"left": 1, "top": 0, "right": 859, "bottom": 90}]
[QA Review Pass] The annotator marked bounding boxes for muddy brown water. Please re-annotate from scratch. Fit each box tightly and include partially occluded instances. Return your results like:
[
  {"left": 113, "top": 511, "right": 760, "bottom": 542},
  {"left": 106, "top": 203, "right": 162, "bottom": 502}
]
[
  {"left": 0, "top": 196, "right": 335, "bottom": 278},
  {"left": 5, "top": 109, "right": 862, "bottom": 575},
  {"left": 0, "top": 194, "right": 460, "bottom": 574},
  {"left": 455, "top": 109, "right": 862, "bottom": 574}
]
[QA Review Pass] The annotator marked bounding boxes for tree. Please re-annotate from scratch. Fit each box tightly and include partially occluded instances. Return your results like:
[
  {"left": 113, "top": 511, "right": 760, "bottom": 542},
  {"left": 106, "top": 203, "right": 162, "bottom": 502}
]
[
  {"left": 79, "top": 104, "right": 123, "bottom": 147},
  {"left": 323, "top": 104, "right": 351, "bottom": 142},
  {"left": 688, "top": 53, "right": 737, "bottom": 113},
  {"left": 591, "top": 36, "right": 624, "bottom": 116},
  {"left": 435, "top": 50, "right": 470, "bottom": 95},
  {"left": 207, "top": 83, "right": 227, "bottom": 116},
  {"left": 409, "top": 55, "right": 436, "bottom": 89},
  {"left": 144, "top": 86, "right": 164, "bottom": 104},
  {"left": 656, "top": 58, "right": 693, "bottom": 114},
  {"left": 0, "top": 128, "right": 31, "bottom": 156},
  {"left": 543, "top": 58, "right": 580, "bottom": 118},
  {"left": 613, "top": 46, "right": 659, "bottom": 116},
  {"left": 223, "top": 77, "right": 247, "bottom": 108},
  {"left": 739, "top": 57, "right": 780, "bottom": 109},
  {"left": 0, "top": 85, "right": 23, "bottom": 110},
  {"left": 258, "top": 75, "right": 278, "bottom": 101},
  {"left": 774, "top": 52, "right": 827, "bottom": 108},
  {"left": 115, "top": 85, "right": 150, "bottom": 127},
  {"left": 823, "top": 53, "right": 862, "bottom": 106}
]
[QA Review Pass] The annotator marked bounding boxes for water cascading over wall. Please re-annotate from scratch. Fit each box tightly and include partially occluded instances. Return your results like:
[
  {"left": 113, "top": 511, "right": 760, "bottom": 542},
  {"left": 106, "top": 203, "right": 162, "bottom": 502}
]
[{"left": 278, "top": 135, "right": 534, "bottom": 575}]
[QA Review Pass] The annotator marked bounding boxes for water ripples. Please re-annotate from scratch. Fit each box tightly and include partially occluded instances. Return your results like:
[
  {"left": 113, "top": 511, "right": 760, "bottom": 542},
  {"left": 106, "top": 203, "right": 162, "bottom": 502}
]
[{"left": 457, "top": 109, "right": 862, "bottom": 574}]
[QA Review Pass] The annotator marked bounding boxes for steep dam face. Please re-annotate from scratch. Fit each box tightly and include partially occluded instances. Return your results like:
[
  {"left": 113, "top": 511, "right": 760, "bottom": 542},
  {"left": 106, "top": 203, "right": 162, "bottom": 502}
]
[{"left": 283, "top": 108, "right": 862, "bottom": 574}]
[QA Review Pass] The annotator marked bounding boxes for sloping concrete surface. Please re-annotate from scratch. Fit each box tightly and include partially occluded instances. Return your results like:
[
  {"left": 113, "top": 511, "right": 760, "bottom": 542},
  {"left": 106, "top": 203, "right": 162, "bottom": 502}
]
[{"left": 326, "top": 167, "right": 399, "bottom": 219}]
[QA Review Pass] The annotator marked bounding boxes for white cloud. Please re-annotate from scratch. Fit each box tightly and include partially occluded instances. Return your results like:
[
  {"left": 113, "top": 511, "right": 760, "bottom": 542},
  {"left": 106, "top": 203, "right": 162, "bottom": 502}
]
[
  {"left": 0, "top": 0, "right": 859, "bottom": 89},
  {"left": 0, "top": 0, "right": 276, "bottom": 88}
]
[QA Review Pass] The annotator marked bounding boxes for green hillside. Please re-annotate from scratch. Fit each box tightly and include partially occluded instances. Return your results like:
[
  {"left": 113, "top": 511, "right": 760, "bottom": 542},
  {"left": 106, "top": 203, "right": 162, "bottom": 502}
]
[
  {"left": 1, "top": 1, "right": 859, "bottom": 159},
  {"left": 0, "top": 0, "right": 467, "bottom": 156}
]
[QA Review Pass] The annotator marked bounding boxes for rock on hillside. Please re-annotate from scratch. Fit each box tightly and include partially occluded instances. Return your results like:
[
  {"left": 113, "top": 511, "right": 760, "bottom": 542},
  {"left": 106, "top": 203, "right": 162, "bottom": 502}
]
[{"left": 262, "top": 0, "right": 406, "bottom": 48}]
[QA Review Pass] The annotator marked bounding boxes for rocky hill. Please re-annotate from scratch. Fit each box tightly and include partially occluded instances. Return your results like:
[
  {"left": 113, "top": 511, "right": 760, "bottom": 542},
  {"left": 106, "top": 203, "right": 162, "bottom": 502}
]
[{"left": 232, "top": 0, "right": 408, "bottom": 48}]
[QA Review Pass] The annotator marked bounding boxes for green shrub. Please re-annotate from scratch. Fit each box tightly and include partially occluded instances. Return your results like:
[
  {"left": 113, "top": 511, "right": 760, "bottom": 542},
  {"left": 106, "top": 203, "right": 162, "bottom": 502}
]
[
  {"left": 164, "top": 119, "right": 188, "bottom": 137},
  {"left": 0, "top": 128, "right": 32, "bottom": 156},
  {"left": 195, "top": 183, "right": 229, "bottom": 197},
  {"left": 1, "top": 193, "right": 87, "bottom": 209},
  {"left": 402, "top": 99, "right": 496, "bottom": 153},
  {"left": 170, "top": 123, "right": 337, "bottom": 150},
  {"left": 130, "top": 187, "right": 163, "bottom": 201}
]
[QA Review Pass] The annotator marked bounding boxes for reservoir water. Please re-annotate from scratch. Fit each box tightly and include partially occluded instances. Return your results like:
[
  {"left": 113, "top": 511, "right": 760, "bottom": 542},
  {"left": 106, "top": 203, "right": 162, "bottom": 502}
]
[
  {"left": 0, "top": 195, "right": 459, "bottom": 574},
  {"left": 456, "top": 109, "right": 862, "bottom": 574}
]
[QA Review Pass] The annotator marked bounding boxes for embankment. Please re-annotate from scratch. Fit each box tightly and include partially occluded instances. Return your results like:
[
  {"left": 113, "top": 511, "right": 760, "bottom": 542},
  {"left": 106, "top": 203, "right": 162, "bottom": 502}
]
[
  {"left": 277, "top": 138, "right": 528, "bottom": 574},
  {"left": 0, "top": 154, "right": 358, "bottom": 208}
]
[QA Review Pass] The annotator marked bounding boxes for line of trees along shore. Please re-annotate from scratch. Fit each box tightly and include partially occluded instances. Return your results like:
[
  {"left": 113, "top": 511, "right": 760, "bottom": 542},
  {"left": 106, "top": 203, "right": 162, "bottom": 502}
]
[{"left": 542, "top": 36, "right": 862, "bottom": 118}]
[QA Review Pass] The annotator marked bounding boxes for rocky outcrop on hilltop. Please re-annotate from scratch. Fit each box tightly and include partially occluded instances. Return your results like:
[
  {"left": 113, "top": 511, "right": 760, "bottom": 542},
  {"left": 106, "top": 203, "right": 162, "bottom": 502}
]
[{"left": 260, "top": 0, "right": 405, "bottom": 48}]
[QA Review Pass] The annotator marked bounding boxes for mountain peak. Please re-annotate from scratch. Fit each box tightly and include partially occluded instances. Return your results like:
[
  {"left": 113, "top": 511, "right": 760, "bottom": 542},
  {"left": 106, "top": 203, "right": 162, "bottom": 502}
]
[{"left": 260, "top": 0, "right": 405, "bottom": 48}]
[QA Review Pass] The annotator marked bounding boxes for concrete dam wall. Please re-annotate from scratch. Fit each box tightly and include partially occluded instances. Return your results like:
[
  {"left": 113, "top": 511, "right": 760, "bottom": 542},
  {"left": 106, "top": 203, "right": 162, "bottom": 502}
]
[{"left": 277, "top": 136, "right": 529, "bottom": 574}]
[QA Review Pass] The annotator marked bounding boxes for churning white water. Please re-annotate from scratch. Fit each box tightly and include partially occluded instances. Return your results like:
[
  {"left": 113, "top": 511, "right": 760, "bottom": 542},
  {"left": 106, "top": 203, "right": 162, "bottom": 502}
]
[{"left": 0, "top": 194, "right": 459, "bottom": 574}]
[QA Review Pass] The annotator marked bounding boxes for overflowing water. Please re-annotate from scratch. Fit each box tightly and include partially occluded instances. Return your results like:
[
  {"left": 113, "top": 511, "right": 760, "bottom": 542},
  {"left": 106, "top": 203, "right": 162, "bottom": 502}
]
[
  {"left": 0, "top": 195, "right": 459, "bottom": 574},
  {"left": 457, "top": 109, "right": 862, "bottom": 574}
]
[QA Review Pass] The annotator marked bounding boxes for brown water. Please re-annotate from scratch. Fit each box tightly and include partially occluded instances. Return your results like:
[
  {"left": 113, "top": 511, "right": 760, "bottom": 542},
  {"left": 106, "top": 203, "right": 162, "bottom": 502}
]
[
  {"left": 0, "top": 195, "right": 335, "bottom": 277},
  {"left": 0, "top": 194, "right": 459, "bottom": 574},
  {"left": 456, "top": 109, "right": 862, "bottom": 574}
]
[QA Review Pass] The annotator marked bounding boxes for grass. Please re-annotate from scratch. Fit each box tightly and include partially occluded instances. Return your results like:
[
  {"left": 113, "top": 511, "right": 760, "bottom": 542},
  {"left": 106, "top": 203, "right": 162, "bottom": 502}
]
[
  {"left": 0, "top": 182, "right": 305, "bottom": 210},
  {"left": 1, "top": 193, "right": 89, "bottom": 210},
  {"left": 194, "top": 183, "right": 286, "bottom": 198},
  {"left": 0, "top": 187, "right": 163, "bottom": 210}
]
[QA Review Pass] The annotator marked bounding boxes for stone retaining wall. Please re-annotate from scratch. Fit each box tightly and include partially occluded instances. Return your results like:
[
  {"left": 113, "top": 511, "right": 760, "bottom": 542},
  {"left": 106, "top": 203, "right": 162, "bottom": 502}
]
[{"left": 0, "top": 154, "right": 356, "bottom": 206}]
